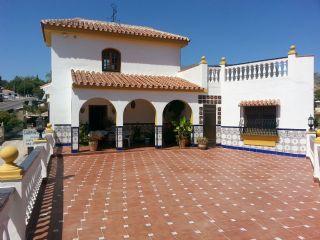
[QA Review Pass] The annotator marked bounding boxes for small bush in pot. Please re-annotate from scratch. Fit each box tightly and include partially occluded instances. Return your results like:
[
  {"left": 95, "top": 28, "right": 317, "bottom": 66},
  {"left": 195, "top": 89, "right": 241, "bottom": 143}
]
[
  {"left": 197, "top": 137, "right": 208, "bottom": 150},
  {"left": 172, "top": 116, "right": 192, "bottom": 148},
  {"left": 88, "top": 131, "right": 103, "bottom": 151}
]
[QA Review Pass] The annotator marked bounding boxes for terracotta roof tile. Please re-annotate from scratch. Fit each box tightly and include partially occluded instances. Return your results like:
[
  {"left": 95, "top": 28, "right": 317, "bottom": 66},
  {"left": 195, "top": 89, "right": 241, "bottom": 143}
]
[
  {"left": 41, "top": 18, "right": 189, "bottom": 44},
  {"left": 239, "top": 99, "right": 280, "bottom": 107},
  {"left": 71, "top": 70, "right": 204, "bottom": 92}
]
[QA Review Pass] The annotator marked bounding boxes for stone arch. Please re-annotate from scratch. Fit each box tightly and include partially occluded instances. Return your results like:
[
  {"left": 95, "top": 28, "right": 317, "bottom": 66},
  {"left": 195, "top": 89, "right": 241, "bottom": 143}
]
[
  {"left": 162, "top": 100, "right": 193, "bottom": 147},
  {"left": 78, "top": 97, "right": 117, "bottom": 149},
  {"left": 122, "top": 99, "right": 156, "bottom": 148}
]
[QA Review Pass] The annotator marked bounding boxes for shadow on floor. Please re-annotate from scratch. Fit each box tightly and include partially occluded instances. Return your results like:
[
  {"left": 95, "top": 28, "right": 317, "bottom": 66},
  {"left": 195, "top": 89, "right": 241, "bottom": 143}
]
[{"left": 26, "top": 155, "right": 64, "bottom": 240}]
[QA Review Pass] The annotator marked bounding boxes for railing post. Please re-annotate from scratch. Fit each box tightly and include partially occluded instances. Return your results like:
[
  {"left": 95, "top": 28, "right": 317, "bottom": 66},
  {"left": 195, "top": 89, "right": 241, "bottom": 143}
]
[
  {"left": 0, "top": 146, "right": 25, "bottom": 240},
  {"left": 313, "top": 140, "right": 320, "bottom": 181},
  {"left": 287, "top": 45, "right": 297, "bottom": 78},
  {"left": 200, "top": 56, "right": 208, "bottom": 89},
  {"left": 219, "top": 57, "right": 226, "bottom": 82},
  {"left": 306, "top": 130, "right": 316, "bottom": 159},
  {"left": 0, "top": 146, "right": 22, "bottom": 180}
]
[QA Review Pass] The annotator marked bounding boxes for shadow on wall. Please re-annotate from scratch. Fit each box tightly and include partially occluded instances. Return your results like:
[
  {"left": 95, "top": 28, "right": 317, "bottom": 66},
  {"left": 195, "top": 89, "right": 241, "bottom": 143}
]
[
  {"left": 54, "top": 35, "right": 180, "bottom": 67},
  {"left": 26, "top": 155, "right": 65, "bottom": 240}
]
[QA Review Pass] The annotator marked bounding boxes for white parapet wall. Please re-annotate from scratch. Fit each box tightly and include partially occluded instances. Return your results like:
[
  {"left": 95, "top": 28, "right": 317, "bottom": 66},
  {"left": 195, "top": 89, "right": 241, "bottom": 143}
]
[
  {"left": 218, "top": 52, "right": 314, "bottom": 156},
  {"left": 0, "top": 134, "right": 55, "bottom": 240}
]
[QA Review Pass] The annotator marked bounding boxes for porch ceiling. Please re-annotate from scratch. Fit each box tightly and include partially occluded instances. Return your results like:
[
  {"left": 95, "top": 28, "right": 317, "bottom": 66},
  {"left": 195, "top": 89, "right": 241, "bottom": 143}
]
[{"left": 71, "top": 70, "right": 204, "bottom": 92}]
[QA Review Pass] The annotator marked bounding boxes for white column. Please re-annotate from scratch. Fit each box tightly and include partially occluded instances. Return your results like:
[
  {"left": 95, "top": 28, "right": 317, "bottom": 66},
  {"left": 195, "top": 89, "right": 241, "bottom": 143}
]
[
  {"left": 154, "top": 104, "right": 165, "bottom": 148},
  {"left": 115, "top": 102, "right": 126, "bottom": 150}
]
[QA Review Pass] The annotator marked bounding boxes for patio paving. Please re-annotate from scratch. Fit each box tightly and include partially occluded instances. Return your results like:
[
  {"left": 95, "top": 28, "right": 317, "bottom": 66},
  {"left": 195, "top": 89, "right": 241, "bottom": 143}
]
[{"left": 26, "top": 148, "right": 320, "bottom": 240}]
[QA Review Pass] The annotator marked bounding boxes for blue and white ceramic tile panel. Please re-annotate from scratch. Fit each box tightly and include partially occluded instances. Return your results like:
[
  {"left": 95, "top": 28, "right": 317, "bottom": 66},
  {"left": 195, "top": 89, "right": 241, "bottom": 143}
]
[
  {"left": 220, "top": 127, "right": 307, "bottom": 156},
  {"left": 116, "top": 126, "right": 123, "bottom": 149},
  {"left": 71, "top": 127, "right": 79, "bottom": 152},
  {"left": 193, "top": 125, "right": 204, "bottom": 143},
  {"left": 216, "top": 125, "right": 221, "bottom": 145},
  {"left": 198, "top": 95, "right": 221, "bottom": 145},
  {"left": 155, "top": 125, "right": 162, "bottom": 148},
  {"left": 54, "top": 124, "right": 71, "bottom": 145}
]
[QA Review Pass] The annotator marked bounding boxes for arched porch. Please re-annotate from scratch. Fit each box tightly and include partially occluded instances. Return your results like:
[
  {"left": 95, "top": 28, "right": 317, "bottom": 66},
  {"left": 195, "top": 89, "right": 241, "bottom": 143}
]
[
  {"left": 78, "top": 98, "right": 116, "bottom": 151},
  {"left": 123, "top": 99, "right": 156, "bottom": 148},
  {"left": 70, "top": 87, "right": 203, "bottom": 153},
  {"left": 162, "top": 100, "right": 192, "bottom": 147}
]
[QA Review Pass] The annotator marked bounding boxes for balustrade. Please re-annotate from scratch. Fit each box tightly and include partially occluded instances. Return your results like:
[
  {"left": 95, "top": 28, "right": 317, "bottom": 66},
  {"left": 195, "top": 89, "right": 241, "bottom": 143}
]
[
  {"left": 208, "top": 66, "right": 220, "bottom": 82},
  {"left": 225, "top": 58, "right": 288, "bottom": 81}
]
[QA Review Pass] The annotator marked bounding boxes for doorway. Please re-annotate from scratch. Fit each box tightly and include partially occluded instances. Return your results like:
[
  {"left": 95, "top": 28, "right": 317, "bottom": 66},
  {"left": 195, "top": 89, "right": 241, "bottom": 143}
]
[
  {"left": 203, "top": 104, "right": 216, "bottom": 147},
  {"left": 89, "top": 105, "right": 107, "bottom": 130}
]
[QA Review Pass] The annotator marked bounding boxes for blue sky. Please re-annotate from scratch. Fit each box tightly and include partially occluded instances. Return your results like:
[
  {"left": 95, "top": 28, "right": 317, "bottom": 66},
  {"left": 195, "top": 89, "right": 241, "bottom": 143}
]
[{"left": 0, "top": 0, "right": 319, "bottom": 80}]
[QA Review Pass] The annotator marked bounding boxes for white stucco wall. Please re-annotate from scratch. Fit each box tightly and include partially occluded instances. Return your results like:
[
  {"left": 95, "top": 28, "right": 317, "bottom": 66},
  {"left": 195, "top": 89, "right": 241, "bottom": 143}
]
[
  {"left": 177, "top": 63, "right": 208, "bottom": 89},
  {"left": 71, "top": 88, "right": 201, "bottom": 127},
  {"left": 221, "top": 55, "right": 314, "bottom": 129},
  {"left": 50, "top": 32, "right": 182, "bottom": 126},
  {"left": 123, "top": 99, "right": 155, "bottom": 124}
]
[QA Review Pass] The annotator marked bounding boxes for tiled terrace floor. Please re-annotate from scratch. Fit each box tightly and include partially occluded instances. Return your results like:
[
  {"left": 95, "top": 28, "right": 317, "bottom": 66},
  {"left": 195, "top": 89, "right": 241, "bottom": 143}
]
[{"left": 27, "top": 148, "right": 320, "bottom": 240}]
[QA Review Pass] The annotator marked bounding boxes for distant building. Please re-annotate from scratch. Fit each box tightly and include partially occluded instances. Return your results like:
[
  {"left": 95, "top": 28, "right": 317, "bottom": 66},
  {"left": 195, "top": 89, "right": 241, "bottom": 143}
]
[{"left": 0, "top": 89, "right": 19, "bottom": 100}]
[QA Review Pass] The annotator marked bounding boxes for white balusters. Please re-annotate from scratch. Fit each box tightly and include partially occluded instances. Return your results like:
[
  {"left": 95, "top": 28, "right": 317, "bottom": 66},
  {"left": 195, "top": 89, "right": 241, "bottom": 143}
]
[
  {"left": 207, "top": 67, "right": 220, "bottom": 82},
  {"left": 273, "top": 62, "right": 277, "bottom": 77},
  {"left": 222, "top": 57, "right": 288, "bottom": 82},
  {"left": 243, "top": 66, "right": 247, "bottom": 80}
]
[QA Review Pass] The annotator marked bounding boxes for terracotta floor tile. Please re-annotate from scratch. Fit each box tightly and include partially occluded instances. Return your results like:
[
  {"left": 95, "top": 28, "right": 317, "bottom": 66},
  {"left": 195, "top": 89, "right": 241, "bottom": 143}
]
[{"left": 26, "top": 147, "right": 320, "bottom": 240}]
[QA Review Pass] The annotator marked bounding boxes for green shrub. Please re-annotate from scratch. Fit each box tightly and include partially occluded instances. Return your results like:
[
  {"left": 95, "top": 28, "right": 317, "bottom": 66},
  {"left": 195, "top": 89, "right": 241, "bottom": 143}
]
[{"left": 79, "top": 123, "right": 89, "bottom": 145}]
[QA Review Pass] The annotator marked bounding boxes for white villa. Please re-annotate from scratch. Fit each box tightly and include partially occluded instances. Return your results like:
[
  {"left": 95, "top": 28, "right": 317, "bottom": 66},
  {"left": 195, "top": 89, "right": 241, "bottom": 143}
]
[{"left": 41, "top": 18, "right": 314, "bottom": 156}]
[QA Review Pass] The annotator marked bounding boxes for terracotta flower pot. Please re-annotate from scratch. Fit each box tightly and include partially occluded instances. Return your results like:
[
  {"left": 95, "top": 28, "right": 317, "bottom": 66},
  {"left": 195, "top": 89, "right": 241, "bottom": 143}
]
[
  {"left": 198, "top": 144, "right": 207, "bottom": 150},
  {"left": 179, "top": 138, "right": 188, "bottom": 148},
  {"left": 89, "top": 140, "right": 98, "bottom": 151}
]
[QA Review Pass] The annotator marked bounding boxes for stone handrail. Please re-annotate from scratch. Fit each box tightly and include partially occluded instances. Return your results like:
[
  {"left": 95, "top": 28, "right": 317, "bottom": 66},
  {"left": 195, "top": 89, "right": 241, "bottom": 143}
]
[
  {"left": 225, "top": 58, "right": 288, "bottom": 81},
  {"left": 306, "top": 132, "right": 320, "bottom": 181},
  {"left": 0, "top": 132, "right": 55, "bottom": 240}
]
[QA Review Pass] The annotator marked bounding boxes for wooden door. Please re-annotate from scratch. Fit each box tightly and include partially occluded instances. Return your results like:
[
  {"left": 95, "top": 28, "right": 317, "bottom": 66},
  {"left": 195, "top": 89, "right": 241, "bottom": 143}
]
[{"left": 203, "top": 105, "right": 216, "bottom": 147}]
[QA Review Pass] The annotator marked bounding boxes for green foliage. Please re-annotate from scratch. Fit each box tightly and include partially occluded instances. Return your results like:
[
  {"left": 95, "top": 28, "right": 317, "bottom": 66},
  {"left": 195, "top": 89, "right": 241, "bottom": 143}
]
[
  {"left": 197, "top": 137, "right": 208, "bottom": 145},
  {"left": 45, "top": 71, "right": 52, "bottom": 83},
  {"left": 23, "top": 103, "right": 47, "bottom": 114},
  {"left": 6, "top": 76, "right": 45, "bottom": 99},
  {"left": 79, "top": 123, "right": 89, "bottom": 145},
  {"left": 315, "top": 89, "right": 320, "bottom": 101},
  {"left": 163, "top": 100, "right": 185, "bottom": 123},
  {"left": 0, "top": 111, "right": 23, "bottom": 132},
  {"left": 172, "top": 116, "right": 192, "bottom": 140},
  {"left": 0, "top": 77, "right": 8, "bottom": 88}
]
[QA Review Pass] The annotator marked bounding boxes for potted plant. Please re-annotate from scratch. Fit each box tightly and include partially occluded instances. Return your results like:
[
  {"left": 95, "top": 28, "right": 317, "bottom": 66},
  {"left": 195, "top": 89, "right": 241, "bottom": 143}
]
[
  {"left": 172, "top": 116, "right": 192, "bottom": 148},
  {"left": 88, "top": 131, "right": 103, "bottom": 151},
  {"left": 197, "top": 137, "right": 208, "bottom": 150}
]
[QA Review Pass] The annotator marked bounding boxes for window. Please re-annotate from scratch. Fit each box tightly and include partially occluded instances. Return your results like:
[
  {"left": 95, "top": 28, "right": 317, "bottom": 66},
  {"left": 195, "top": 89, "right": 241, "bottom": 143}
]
[
  {"left": 242, "top": 106, "right": 278, "bottom": 135},
  {"left": 102, "top": 49, "right": 121, "bottom": 72}
]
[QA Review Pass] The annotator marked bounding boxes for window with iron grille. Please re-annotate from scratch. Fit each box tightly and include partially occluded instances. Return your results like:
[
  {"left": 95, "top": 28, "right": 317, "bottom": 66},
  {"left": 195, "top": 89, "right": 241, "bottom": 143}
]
[{"left": 241, "top": 106, "right": 278, "bottom": 135}]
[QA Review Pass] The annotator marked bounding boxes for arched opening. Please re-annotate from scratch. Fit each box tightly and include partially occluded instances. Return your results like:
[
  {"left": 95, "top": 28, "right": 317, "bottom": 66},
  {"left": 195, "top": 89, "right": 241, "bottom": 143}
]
[
  {"left": 79, "top": 98, "right": 116, "bottom": 150},
  {"left": 162, "top": 100, "right": 192, "bottom": 147},
  {"left": 123, "top": 99, "right": 155, "bottom": 148},
  {"left": 102, "top": 48, "right": 121, "bottom": 72}
]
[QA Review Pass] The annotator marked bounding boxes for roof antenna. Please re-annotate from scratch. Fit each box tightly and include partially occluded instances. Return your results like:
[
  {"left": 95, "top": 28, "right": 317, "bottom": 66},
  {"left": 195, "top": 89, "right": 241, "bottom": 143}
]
[{"left": 110, "top": 3, "right": 118, "bottom": 22}]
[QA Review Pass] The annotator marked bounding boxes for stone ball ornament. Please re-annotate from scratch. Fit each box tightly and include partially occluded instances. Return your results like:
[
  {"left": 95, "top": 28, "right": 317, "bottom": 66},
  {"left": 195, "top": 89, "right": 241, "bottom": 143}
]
[{"left": 0, "top": 146, "right": 23, "bottom": 180}]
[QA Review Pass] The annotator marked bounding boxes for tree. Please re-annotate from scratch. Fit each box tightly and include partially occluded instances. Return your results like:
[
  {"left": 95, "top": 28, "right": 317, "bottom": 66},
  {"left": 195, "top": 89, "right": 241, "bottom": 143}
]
[
  {"left": 45, "top": 71, "right": 52, "bottom": 83},
  {"left": 0, "top": 111, "right": 23, "bottom": 132},
  {"left": 6, "top": 75, "right": 45, "bottom": 99},
  {"left": 314, "top": 73, "right": 320, "bottom": 101},
  {"left": 0, "top": 76, "right": 8, "bottom": 88}
]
